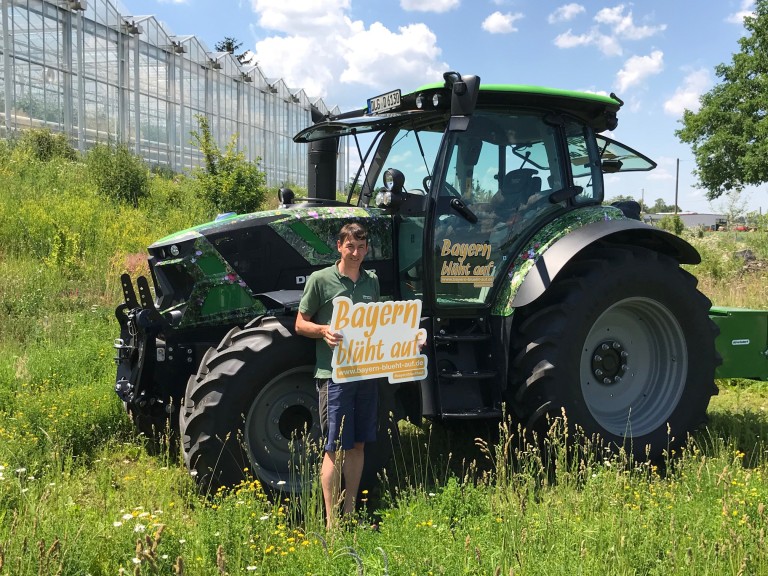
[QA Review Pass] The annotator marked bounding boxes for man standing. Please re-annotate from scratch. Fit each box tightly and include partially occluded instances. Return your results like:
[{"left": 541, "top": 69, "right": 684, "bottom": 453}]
[{"left": 295, "top": 222, "right": 380, "bottom": 529}]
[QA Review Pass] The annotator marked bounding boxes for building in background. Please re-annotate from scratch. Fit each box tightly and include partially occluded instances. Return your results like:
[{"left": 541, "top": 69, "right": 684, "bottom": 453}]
[
  {"left": 0, "top": 0, "right": 346, "bottom": 190},
  {"left": 644, "top": 212, "right": 728, "bottom": 230}
]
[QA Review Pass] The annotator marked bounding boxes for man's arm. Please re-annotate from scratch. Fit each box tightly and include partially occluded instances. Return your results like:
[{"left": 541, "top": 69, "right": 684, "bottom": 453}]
[{"left": 295, "top": 311, "right": 342, "bottom": 348}]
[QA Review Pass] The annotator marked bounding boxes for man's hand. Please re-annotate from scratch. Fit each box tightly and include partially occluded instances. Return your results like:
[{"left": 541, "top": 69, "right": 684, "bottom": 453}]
[{"left": 323, "top": 326, "right": 343, "bottom": 348}]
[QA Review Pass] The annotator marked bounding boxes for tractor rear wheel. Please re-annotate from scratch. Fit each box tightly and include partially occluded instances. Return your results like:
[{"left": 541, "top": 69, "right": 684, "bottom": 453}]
[
  {"left": 179, "top": 316, "right": 398, "bottom": 494},
  {"left": 510, "top": 243, "right": 719, "bottom": 460}
]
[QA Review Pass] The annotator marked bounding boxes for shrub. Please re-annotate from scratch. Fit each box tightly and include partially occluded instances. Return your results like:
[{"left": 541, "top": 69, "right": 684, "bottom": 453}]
[
  {"left": 657, "top": 214, "right": 684, "bottom": 235},
  {"left": 15, "top": 128, "right": 77, "bottom": 162},
  {"left": 191, "top": 115, "right": 267, "bottom": 214},
  {"left": 86, "top": 143, "right": 149, "bottom": 208}
]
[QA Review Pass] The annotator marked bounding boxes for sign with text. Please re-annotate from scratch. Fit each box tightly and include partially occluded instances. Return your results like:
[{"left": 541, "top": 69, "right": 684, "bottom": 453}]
[
  {"left": 439, "top": 239, "right": 495, "bottom": 287},
  {"left": 330, "top": 297, "right": 428, "bottom": 384}
]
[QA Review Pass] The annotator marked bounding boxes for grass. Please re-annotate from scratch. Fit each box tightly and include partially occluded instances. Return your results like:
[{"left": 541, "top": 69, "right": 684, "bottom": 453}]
[{"left": 1, "top": 143, "right": 768, "bottom": 573}]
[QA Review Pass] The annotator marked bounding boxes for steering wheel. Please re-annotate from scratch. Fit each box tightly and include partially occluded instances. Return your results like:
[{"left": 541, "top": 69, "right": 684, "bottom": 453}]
[{"left": 423, "top": 176, "right": 461, "bottom": 198}]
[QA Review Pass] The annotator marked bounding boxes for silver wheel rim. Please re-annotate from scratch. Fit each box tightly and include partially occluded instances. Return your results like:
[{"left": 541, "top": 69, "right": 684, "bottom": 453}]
[
  {"left": 244, "top": 366, "right": 320, "bottom": 491},
  {"left": 579, "top": 297, "right": 687, "bottom": 438}
]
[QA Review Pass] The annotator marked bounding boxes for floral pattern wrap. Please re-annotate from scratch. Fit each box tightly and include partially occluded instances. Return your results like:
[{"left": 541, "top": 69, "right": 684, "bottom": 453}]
[
  {"left": 491, "top": 205, "right": 626, "bottom": 317},
  {"left": 150, "top": 206, "right": 393, "bottom": 328}
]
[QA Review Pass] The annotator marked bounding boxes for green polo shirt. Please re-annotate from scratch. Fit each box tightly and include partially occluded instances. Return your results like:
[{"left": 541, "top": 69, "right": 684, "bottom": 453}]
[{"left": 298, "top": 262, "right": 380, "bottom": 378}]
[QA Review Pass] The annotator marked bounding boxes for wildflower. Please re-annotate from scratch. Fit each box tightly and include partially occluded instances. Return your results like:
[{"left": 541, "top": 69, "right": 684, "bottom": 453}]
[
  {"left": 122, "top": 513, "right": 133, "bottom": 521},
  {"left": 113, "top": 521, "right": 123, "bottom": 527},
  {"left": 260, "top": 515, "right": 269, "bottom": 521},
  {"left": 134, "top": 524, "right": 146, "bottom": 533},
  {"left": 276, "top": 480, "right": 286, "bottom": 486},
  {"left": 179, "top": 539, "right": 186, "bottom": 544},
  {"left": 246, "top": 567, "right": 258, "bottom": 571},
  {"left": 132, "top": 558, "right": 141, "bottom": 565}
]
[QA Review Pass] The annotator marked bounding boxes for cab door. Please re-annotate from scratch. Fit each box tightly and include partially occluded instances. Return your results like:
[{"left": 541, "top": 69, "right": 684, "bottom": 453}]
[{"left": 430, "top": 111, "right": 565, "bottom": 307}]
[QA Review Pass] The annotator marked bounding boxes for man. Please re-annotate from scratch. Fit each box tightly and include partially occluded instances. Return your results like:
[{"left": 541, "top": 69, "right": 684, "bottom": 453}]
[{"left": 295, "top": 222, "right": 380, "bottom": 529}]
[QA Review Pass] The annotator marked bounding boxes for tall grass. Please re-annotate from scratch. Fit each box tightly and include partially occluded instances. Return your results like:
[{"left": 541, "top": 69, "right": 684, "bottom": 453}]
[{"left": 1, "top": 140, "right": 767, "bottom": 573}]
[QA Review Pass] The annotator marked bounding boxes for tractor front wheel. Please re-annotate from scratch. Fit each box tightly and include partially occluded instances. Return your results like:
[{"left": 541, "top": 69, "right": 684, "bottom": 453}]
[{"left": 179, "top": 316, "right": 398, "bottom": 494}]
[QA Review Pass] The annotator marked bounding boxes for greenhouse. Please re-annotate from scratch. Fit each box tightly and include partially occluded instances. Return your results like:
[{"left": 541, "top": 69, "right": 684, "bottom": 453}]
[{"left": 0, "top": 0, "right": 345, "bottom": 189}]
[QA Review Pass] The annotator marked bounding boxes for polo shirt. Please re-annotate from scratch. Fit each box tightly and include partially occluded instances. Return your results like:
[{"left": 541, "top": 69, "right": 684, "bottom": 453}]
[{"left": 298, "top": 261, "right": 380, "bottom": 378}]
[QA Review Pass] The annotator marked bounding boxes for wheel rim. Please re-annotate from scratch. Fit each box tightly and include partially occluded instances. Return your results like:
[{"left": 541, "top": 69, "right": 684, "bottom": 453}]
[
  {"left": 579, "top": 297, "right": 687, "bottom": 438},
  {"left": 244, "top": 366, "right": 320, "bottom": 491}
]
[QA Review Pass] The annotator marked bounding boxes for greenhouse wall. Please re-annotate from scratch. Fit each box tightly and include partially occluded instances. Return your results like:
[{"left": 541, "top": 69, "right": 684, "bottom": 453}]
[{"left": 0, "top": 0, "right": 346, "bottom": 190}]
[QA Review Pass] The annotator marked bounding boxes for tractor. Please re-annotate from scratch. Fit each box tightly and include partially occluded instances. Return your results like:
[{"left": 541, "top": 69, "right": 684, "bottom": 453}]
[{"left": 114, "top": 72, "right": 768, "bottom": 493}]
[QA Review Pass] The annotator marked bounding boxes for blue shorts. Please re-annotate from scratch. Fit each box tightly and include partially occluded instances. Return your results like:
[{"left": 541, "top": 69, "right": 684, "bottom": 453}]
[{"left": 316, "top": 378, "right": 379, "bottom": 452}]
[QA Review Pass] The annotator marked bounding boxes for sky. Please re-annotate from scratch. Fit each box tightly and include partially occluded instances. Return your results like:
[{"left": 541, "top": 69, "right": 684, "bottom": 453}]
[{"left": 119, "top": 0, "right": 766, "bottom": 215}]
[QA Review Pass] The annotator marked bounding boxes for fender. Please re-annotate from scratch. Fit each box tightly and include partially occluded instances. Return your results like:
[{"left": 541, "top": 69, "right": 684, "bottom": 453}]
[
  {"left": 492, "top": 206, "right": 700, "bottom": 315},
  {"left": 512, "top": 218, "right": 699, "bottom": 308}
]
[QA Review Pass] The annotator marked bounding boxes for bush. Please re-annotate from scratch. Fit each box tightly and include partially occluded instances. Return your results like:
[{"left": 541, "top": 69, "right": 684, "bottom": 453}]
[
  {"left": 657, "top": 214, "right": 684, "bottom": 235},
  {"left": 15, "top": 128, "right": 77, "bottom": 162},
  {"left": 86, "top": 143, "right": 149, "bottom": 207},
  {"left": 191, "top": 115, "right": 267, "bottom": 214}
]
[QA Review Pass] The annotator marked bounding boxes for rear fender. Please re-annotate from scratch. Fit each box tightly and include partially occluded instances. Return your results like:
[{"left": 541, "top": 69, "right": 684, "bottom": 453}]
[{"left": 491, "top": 206, "right": 700, "bottom": 315}]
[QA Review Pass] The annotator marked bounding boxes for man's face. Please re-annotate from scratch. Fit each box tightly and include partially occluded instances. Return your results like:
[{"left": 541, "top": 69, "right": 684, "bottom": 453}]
[{"left": 337, "top": 236, "right": 368, "bottom": 266}]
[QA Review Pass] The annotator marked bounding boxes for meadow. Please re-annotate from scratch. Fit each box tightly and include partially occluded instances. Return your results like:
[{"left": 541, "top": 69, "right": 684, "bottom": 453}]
[{"left": 1, "top": 140, "right": 767, "bottom": 575}]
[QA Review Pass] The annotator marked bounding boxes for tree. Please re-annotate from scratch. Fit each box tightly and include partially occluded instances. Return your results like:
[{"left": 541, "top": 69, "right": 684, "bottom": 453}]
[
  {"left": 648, "top": 198, "right": 680, "bottom": 214},
  {"left": 214, "top": 37, "right": 247, "bottom": 63},
  {"left": 676, "top": 1, "right": 768, "bottom": 199}
]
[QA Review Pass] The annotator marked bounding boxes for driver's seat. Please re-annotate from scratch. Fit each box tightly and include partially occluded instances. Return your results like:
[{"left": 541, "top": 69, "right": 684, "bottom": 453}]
[{"left": 491, "top": 168, "right": 541, "bottom": 210}]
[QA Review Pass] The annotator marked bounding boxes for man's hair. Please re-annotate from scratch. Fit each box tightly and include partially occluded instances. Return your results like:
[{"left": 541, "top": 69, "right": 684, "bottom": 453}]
[{"left": 337, "top": 222, "right": 369, "bottom": 245}]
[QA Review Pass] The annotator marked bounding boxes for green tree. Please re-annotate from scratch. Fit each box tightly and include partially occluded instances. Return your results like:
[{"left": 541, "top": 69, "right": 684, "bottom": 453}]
[
  {"left": 676, "top": 1, "right": 768, "bottom": 198},
  {"left": 215, "top": 37, "right": 247, "bottom": 63},
  {"left": 190, "top": 114, "right": 267, "bottom": 214},
  {"left": 647, "top": 198, "right": 680, "bottom": 213}
]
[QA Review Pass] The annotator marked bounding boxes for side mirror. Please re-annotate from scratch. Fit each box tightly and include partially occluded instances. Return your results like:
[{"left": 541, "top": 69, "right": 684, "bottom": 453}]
[
  {"left": 601, "top": 159, "right": 624, "bottom": 173},
  {"left": 278, "top": 187, "right": 295, "bottom": 206}
]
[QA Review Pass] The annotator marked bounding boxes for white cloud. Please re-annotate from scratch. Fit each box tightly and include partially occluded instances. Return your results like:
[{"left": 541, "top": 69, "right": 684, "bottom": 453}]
[
  {"left": 554, "top": 29, "right": 621, "bottom": 56},
  {"left": 252, "top": 0, "right": 349, "bottom": 35},
  {"left": 158, "top": 0, "right": 188, "bottom": 3},
  {"left": 481, "top": 11, "right": 524, "bottom": 34},
  {"left": 615, "top": 50, "right": 664, "bottom": 92},
  {"left": 340, "top": 22, "right": 446, "bottom": 89},
  {"left": 663, "top": 68, "right": 711, "bottom": 116},
  {"left": 548, "top": 3, "right": 585, "bottom": 24},
  {"left": 553, "top": 4, "right": 665, "bottom": 56},
  {"left": 248, "top": 0, "right": 447, "bottom": 105},
  {"left": 726, "top": 0, "right": 756, "bottom": 24},
  {"left": 595, "top": 5, "right": 666, "bottom": 40},
  {"left": 400, "top": 0, "right": 459, "bottom": 13}
]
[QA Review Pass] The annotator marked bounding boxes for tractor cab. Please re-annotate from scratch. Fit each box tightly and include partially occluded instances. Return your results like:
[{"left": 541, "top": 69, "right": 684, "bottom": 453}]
[{"left": 296, "top": 73, "right": 655, "bottom": 311}]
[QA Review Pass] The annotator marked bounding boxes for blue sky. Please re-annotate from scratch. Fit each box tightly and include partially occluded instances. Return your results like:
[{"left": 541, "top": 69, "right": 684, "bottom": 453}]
[{"left": 120, "top": 0, "right": 765, "bottom": 215}]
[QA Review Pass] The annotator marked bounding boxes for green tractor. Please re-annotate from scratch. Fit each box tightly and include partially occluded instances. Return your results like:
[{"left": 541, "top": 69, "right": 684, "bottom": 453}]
[{"left": 114, "top": 72, "right": 768, "bottom": 493}]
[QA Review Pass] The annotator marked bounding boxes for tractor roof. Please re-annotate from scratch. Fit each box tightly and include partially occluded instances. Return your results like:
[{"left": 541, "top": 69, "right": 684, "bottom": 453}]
[{"left": 296, "top": 80, "right": 622, "bottom": 143}]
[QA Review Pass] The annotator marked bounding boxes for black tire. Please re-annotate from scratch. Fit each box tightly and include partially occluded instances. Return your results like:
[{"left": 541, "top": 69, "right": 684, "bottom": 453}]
[
  {"left": 509, "top": 243, "right": 719, "bottom": 460},
  {"left": 179, "top": 316, "right": 398, "bottom": 494}
]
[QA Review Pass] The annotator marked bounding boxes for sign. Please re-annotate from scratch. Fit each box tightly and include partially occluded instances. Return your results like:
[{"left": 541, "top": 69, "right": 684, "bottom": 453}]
[
  {"left": 329, "top": 297, "right": 428, "bottom": 384},
  {"left": 439, "top": 238, "right": 495, "bottom": 287}
]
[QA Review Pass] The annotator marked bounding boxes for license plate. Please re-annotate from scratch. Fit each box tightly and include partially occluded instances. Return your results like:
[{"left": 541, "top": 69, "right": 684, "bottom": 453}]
[{"left": 367, "top": 89, "right": 401, "bottom": 114}]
